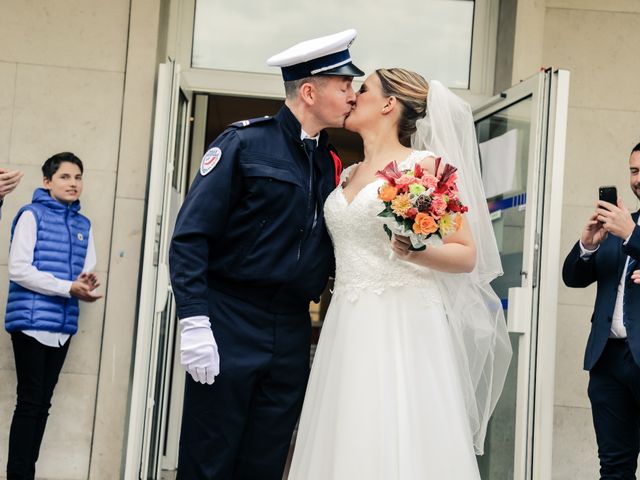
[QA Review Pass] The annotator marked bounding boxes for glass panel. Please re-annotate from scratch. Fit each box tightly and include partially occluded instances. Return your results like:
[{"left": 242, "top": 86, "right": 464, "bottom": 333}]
[
  {"left": 192, "top": 0, "right": 475, "bottom": 89},
  {"left": 172, "top": 92, "right": 189, "bottom": 191},
  {"left": 146, "top": 302, "right": 172, "bottom": 478},
  {"left": 474, "top": 96, "right": 532, "bottom": 478},
  {"left": 477, "top": 97, "right": 532, "bottom": 299}
]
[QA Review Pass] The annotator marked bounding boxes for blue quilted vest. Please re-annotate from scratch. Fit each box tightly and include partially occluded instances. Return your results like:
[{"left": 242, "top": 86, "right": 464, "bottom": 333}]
[{"left": 5, "top": 188, "right": 91, "bottom": 334}]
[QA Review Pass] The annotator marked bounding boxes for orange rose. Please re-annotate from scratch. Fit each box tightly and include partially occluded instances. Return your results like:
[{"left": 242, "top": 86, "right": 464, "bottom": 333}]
[
  {"left": 378, "top": 184, "right": 398, "bottom": 202},
  {"left": 412, "top": 212, "right": 438, "bottom": 235}
]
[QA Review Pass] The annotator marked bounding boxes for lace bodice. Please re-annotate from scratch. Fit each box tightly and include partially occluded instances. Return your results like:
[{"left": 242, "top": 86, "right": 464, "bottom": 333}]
[{"left": 324, "top": 151, "right": 442, "bottom": 302}]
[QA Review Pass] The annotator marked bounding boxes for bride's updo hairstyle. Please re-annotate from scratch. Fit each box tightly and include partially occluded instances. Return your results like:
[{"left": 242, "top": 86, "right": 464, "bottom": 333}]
[{"left": 376, "top": 68, "right": 429, "bottom": 146}]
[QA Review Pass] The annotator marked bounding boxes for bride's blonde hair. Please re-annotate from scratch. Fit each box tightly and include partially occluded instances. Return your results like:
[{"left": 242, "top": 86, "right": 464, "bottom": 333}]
[{"left": 375, "top": 68, "right": 429, "bottom": 146}]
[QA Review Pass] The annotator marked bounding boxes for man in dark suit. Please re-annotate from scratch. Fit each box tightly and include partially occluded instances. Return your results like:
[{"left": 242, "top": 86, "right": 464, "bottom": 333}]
[{"left": 563, "top": 142, "right": 640, "bottom": 479}]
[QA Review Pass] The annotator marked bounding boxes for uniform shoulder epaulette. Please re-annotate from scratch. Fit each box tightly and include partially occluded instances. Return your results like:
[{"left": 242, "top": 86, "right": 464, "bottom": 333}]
[{"left": 229, "top": 116, "right": 274, "bottom": 128}]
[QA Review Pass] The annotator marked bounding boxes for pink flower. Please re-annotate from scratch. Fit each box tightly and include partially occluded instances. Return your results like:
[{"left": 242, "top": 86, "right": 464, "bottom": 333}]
[
  {"left": 395, "top": 174, "right": 418, "bottom": 188},
  {"left": 429, "top": 194, "right": 448, "bottom": 219},
  {"left": 421, "top": 174, "right": 438, "bottom": 189}
]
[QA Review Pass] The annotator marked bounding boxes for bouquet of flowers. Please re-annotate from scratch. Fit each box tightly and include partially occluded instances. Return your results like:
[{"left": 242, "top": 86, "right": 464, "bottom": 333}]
[{"left": 376, "top": 157, "right": 468, "bottom": 251}]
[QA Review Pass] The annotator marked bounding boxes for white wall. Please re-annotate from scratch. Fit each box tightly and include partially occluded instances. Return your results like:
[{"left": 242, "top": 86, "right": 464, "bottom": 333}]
[
  {"left": 542, "top": 1, "right": 640, "bottom": 478},
  {"left": 0, "top": 0, "right": 162, "bottom": 478}
]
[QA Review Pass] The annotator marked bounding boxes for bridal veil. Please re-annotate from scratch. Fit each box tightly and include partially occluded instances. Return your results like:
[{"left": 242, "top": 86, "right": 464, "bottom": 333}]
[{"left": 412, "top": 80, "right": 512, "bottom": 454}]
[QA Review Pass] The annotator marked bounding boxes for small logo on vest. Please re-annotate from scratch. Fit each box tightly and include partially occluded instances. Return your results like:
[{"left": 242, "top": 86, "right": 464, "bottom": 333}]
[{"left": 77, "top": 233, "right": 84, "bottom": 241}]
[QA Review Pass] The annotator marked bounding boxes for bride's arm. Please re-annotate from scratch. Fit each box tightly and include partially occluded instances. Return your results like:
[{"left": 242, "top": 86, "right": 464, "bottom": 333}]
[{"left": 391, "top": 217, "right": 477, "bottom": 273}]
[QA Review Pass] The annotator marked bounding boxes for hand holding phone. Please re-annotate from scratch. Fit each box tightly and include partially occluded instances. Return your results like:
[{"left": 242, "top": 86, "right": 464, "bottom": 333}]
[
  {"left": 599, "top": 185, "right": 617, "bottom": 207},
  {"left": 595, "top": 185, "right": 636, "bottom": 240}
]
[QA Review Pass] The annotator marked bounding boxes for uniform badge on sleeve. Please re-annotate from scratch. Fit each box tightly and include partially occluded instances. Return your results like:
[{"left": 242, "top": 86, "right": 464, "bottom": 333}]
[{"left": 200, "top": 147, "right": 222, "bottom": 176}]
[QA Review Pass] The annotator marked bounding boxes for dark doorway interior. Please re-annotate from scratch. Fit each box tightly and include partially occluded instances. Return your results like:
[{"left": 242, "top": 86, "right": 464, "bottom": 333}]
[{"left": 204, "top": 95, "right": 363, "bottom": 168}]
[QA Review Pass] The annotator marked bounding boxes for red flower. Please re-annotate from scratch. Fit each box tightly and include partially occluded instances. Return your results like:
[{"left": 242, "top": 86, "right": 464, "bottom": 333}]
[
  {"left": 376, "top": 161, "right": 402, "bottom": 186},
  {"left": 448, "top": 199, "right": 468, "bottom": 214},
  {"left": 405, "top": 207, "right": 418, "bottom": 219},
  {"left": 436, "top": 163, "right": 458, "bottom": 194}
]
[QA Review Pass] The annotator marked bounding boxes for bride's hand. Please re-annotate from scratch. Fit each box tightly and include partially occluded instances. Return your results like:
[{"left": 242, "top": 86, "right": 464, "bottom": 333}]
[{"left": 391, "top": 235, "right": 414, "bottom": 260}]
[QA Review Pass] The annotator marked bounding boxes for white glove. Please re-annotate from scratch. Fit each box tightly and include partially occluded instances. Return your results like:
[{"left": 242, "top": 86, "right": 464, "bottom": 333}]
[{"left": 179, "top": 316, "right": 220, "bottom": 384}]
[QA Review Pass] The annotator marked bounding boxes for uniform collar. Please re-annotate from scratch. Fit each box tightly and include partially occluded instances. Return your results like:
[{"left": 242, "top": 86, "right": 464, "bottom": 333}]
[{"left": 276, "top": 105, "right": 328, "bottom": 148}]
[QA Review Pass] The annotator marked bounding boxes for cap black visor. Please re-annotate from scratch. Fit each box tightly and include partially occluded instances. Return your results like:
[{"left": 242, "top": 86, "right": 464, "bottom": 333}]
[{"left": 317, "top": 62, "right": 365, "bottom": 78}]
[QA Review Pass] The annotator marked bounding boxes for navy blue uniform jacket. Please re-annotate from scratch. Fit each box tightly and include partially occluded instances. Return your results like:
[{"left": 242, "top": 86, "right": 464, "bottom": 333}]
[
  {"left": 562, "top": 212, "right": 640, "bottom": 370},
  {"left": 169, "top": 106, "right": 338, "bottom": 318}
]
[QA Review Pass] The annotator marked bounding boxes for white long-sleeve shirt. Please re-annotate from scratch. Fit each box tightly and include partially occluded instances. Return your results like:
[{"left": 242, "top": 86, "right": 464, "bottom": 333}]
[{"left": 8, "top": 210, "right": 97, "bottom": 347}]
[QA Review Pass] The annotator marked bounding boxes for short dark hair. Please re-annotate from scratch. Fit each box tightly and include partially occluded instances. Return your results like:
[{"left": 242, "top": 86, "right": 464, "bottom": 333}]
[
  {"left": 632, "top": 143, "right": 640, "bottom": 155},
  {"left": 283, "top": 76, "right": 328, "bottom": 100},
  {"left": 42, "top": 152, "right": 84, "bottom": 180}
]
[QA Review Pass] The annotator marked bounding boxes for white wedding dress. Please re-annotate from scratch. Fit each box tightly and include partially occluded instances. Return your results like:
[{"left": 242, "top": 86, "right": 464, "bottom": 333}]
[{"left": 288, "top": 151, "right": 481, "bottom": 480}]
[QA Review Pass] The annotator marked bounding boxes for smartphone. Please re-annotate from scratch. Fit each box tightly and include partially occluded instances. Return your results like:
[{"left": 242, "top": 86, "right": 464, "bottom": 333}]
[{"left": 599, "top": 185, "right": 617, "bottom": 206}]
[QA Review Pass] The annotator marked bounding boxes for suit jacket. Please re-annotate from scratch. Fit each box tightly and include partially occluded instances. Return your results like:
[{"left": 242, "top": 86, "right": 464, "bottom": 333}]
[{"left": 562, "top": 212, "right": 640, "bottom": 370}]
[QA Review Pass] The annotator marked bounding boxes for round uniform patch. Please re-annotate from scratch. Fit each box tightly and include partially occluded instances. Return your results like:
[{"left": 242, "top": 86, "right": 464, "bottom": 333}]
[{"left": 200, "top": 147, "right": 222, "bottom": 176}]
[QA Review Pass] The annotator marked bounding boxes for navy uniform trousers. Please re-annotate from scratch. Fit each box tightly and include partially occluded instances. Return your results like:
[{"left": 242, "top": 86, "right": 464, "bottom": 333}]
[{"left": 176, "top": 289, "right": 311, "bottom": 480}]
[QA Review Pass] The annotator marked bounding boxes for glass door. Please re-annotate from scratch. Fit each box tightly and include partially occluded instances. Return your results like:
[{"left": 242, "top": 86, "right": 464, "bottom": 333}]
[
  {"left": 125, "top": 62, "right": 193, "bottom": 480},
  {"left": 474, "top": 69, "right": 569, "bottom": 479}
]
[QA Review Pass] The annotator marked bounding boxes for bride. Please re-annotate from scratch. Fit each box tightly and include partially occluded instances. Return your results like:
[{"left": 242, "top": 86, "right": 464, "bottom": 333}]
[{"left": 287, "top": 68, "right": 512, "bottom": 479}]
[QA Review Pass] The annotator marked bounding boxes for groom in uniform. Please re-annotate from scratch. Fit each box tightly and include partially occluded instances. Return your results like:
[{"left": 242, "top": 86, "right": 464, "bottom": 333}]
[
  {"left": 169, "top": 30, "right": 363, "bottom": 479},
  {"left": 563, "top": 142, "right": 640, "bottom": 478}
]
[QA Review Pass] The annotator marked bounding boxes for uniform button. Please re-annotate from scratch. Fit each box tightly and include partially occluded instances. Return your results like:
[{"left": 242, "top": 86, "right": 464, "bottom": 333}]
[{"left": 299, "top": 228, "right": 304, "bottom": 233}]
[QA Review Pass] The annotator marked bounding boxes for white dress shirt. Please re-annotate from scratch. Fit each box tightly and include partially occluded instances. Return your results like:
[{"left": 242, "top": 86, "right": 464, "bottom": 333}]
[
  {"left": 300, "top": 128, "right": 319, "bottom": 145},
  {"left": 579, "top": 219, "right": 639, "bottom": 338},
  {"left": 8, "top": 210, "right": 97, "bottom": 347}
]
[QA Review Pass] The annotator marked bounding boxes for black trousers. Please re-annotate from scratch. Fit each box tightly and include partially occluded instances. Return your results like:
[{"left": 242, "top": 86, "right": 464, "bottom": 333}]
[
  {"left": 6, "top": 331, "right": 70, "bottom": 480},
  {"left": 176, "top": 290, "right": 311, "bottom": 480},
  {"left": 589, "top": 338, "right": 640, "bottom": 479}
]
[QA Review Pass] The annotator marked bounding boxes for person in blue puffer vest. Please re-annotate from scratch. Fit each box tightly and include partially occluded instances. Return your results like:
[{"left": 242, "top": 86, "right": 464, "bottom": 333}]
[{"left": 4, "top": 152, "right": 101, "bottom": 480}]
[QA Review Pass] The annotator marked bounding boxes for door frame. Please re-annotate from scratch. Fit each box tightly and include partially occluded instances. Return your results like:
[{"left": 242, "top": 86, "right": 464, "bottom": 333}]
[
  {"left": 473, "top": 68, "right": 569, "bottom": 480},
  {"left": 126, "top": 64, "right": 569, "bottom": 479},
  {"left": 124, "top": 62, "right": 193, "bottom": 480}
]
